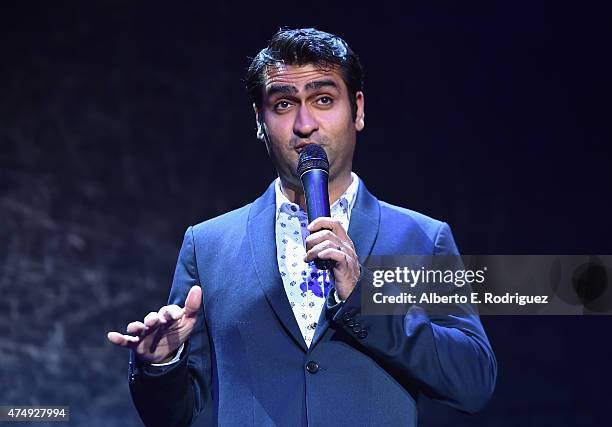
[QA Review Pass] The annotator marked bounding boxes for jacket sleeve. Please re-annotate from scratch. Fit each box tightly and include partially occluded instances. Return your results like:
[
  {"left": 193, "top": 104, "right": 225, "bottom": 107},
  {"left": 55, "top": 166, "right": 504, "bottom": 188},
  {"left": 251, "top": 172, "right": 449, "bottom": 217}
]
[
  {"left": 327, "top": 222, "right": 497, "bottom": 414},
  {"left": 128, "top": 226, "right": 213, "bottom": 426}
]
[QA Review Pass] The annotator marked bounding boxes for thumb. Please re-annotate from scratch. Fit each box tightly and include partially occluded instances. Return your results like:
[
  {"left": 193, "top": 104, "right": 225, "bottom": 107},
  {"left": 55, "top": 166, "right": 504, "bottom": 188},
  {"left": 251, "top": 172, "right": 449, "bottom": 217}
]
[{"left": 183, "top": 285, "right": 202, "bottom": 318}]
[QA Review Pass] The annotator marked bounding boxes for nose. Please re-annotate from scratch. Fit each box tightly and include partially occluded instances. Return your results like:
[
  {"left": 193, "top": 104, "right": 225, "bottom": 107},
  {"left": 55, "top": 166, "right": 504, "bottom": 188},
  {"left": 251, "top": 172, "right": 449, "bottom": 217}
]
[{"left": 293, "top": 105, "right": 318, "bottom": 138}]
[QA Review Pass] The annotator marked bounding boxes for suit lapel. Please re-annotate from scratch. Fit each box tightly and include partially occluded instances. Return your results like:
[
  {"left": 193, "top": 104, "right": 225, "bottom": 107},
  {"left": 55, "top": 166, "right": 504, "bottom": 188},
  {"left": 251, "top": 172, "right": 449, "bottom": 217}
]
[
  {"left": 247, "top": 181, "right": 308, "bottom": 352},
  {"left": 345, "top": 180, "right": 381, "bottom": 265},
  {"left": 310, "top": 179, "right": 381, "bottom": 348}
]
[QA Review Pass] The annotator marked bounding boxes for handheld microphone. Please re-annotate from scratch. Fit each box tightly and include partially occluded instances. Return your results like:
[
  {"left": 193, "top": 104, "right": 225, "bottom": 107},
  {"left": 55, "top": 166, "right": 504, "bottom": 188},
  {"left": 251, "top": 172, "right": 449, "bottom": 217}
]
[{"left": 297, "top": 144, "right": 334, "bottom": 271}]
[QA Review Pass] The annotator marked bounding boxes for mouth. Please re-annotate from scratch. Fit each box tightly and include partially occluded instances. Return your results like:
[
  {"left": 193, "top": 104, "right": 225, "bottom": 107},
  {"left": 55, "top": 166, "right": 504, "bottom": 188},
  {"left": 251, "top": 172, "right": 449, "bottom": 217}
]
[{"left": 294, "top": 141, "right": 320, "bottom": 153}]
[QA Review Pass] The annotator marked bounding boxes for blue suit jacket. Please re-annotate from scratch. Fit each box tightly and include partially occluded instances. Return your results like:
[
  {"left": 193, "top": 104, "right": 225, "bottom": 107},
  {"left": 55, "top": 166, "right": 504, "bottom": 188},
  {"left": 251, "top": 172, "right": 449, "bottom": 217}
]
[{"left": 129, "top": 179, "right": 497, "bottom": 427}]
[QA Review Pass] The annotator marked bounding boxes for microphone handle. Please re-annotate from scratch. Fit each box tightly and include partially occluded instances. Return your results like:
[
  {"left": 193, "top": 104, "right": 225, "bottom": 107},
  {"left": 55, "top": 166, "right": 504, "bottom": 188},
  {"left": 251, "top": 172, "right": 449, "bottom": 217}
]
[{"left": 301, "top": 169, "right": 335, "bottom": 271}]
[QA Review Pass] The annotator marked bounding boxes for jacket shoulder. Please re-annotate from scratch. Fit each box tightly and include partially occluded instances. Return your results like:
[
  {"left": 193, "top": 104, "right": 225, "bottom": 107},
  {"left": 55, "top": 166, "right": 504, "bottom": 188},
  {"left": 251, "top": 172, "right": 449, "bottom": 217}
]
[
  {"left": 191, "top": 203, "right": 252, "bottom": 240},
  {"left": 377, "top": 200, "right": 452, "bottom": 254},
  {"left": 379, "top": 200, "right": 444, "bottom": 234}
]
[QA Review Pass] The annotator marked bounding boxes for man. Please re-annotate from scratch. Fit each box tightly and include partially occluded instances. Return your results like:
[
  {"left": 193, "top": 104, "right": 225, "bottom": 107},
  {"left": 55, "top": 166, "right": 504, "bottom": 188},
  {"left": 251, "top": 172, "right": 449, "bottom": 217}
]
[{"left": 108, "top": 28, "right": 496, "bottom": 426}]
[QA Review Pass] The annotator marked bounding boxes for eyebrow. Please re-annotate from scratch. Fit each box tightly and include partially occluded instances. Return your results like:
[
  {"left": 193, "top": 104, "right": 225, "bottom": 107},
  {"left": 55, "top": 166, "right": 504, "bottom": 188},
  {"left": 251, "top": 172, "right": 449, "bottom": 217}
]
[
  {"left": 266, "top": 79, "right": 339, "bottom": 97},
  {"left": 304, "top": 79, "right": 339, "bottom": 91},
  {"left": 266, "top": 84, "right": 298, "bottom": 97}
]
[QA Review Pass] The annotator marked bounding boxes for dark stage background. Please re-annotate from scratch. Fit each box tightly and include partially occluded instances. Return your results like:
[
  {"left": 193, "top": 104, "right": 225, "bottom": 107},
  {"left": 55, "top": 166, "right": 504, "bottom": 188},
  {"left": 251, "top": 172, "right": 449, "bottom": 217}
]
[{"left": 1, "top": 2, "right": 611, "bottom": 426}]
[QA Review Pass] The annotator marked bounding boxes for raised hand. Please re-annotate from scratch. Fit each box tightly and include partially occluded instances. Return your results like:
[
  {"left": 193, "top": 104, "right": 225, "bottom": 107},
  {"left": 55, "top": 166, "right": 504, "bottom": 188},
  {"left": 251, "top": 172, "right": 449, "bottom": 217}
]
[{"left": 107, "top": 285, "right": 202, "bottom": 364}]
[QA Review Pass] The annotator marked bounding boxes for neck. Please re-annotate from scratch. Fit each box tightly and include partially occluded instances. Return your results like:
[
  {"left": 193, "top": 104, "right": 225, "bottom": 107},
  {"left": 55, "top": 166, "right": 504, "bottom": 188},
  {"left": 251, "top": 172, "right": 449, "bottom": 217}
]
[{"left": 280, "top": 170, "right": 353, "bottom": 211}]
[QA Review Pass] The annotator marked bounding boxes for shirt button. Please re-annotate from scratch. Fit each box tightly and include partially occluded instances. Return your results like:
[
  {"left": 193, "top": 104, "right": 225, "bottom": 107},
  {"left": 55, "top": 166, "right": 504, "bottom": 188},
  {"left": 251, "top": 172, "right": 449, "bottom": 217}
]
[
  {"left": 306, "top": 361, "right": 319, "bottom": 374},
  {"left": 291, "top": 205, "right": 297, "bottom": 212}
]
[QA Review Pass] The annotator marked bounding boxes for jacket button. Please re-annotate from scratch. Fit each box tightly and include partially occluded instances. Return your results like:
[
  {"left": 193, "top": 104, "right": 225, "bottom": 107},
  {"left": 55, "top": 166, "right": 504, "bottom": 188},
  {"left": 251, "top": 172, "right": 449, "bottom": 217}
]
[
  {"left": 346, "top": 319, "right": 355, "bottom": 327},
  {"left": 306, "top": 361, "right": 319, "bottom": 374},
  {"left": 342, "top": 312, "right": 353, "bottom": 322},
  {"left": 352, "top": 326, "right": 361, "bottom": 333},
  {"left": 358, "top": 330, "right": 368, "bottom": 339}
]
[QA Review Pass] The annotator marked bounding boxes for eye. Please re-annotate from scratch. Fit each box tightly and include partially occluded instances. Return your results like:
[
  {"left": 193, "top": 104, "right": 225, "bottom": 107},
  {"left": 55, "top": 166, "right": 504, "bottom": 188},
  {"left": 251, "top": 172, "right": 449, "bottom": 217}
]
[
  {"left": 316, "top": 96, "right": 333, "bottom": 106},
  {"left": 274, "top": 100, "right": 292, "bottom": 112}
]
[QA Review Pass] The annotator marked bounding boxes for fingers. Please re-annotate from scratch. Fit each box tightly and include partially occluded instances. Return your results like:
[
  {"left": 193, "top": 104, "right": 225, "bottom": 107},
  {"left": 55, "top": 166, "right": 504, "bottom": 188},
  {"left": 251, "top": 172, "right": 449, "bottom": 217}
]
[
  {"left": 107, "top": 315, "right": 157, "bottom": 349},
  {"left": 304, "top": 239, "right": 345, "bottom": 263},
  {"left": 107, "top": 331, "right": 140, "bottom": 348},
  {"left": 108, "top": 287, "right": 201, "bottom": 352},
  {"left": 184, "top": 285, "right": 202, "bottom": 318},
  {"left": 307, "top": 217, "right": 348, "bottom": 239},
  {"left": 305, "top": 229, "right": 341, "bottom": 250},
  {"left": 126, "top": 321, "right": 146, "bottom": 335},
  {"left": 143, "top": 311, "right": 160, "bottom": 328},
  {"left": 316, "top": 247, "right": 351, "bottom": 265},
  {"left": 159, "top": 305, "right": 184, "bottom": 323},
  {"left": 304, "top": 219, "right": 356, "bottom": 265},
  {"left": 141, "top": 309, "right": 168, "bottom": 332},
  {"left": 306, "top": 218, "right": 355, "bottom": 252}
]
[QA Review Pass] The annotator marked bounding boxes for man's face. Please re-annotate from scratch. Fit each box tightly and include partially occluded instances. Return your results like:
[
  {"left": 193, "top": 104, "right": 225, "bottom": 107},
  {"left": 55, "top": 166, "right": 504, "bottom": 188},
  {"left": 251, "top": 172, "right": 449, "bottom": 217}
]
[{"left": 255, "top": 63, "right": 364, "bottom": 190}]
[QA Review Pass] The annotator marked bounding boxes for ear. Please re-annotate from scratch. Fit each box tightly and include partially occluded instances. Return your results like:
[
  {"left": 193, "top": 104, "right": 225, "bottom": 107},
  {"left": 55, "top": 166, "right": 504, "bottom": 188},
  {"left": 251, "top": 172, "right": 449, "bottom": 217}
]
[
  {"left": 354, "top": 91, "right": 365, "bottom": 132},
  {"left": 253, "top": 103, "right": 265, "bottom": 141}
]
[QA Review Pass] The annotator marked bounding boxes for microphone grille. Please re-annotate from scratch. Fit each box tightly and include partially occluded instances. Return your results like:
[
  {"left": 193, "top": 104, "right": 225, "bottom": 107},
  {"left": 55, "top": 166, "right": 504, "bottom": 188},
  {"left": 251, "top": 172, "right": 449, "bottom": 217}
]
[{"left": 297, "top": 144, "right": 329, "bottom": 176}]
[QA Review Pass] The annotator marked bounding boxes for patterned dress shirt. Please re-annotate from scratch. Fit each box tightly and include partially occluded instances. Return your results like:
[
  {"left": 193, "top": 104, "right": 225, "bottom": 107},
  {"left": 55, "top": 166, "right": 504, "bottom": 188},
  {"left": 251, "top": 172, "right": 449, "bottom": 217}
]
[{"left": 274, "top": 172, "right": 359, "bottom": 347}]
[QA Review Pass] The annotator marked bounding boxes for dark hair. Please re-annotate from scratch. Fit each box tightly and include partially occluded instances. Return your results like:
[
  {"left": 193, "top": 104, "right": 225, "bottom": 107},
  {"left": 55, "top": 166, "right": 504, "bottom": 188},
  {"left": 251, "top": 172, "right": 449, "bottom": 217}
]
[{"left": 245, "top": 27, "right": 364, "bottom": 120}]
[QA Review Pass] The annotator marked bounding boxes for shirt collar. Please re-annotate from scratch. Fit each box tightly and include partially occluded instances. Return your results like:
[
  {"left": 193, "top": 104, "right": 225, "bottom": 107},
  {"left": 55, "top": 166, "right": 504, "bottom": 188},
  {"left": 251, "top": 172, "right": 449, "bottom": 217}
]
[{"left": 274, "top": 171, "right": 360, "bottom": 221}]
